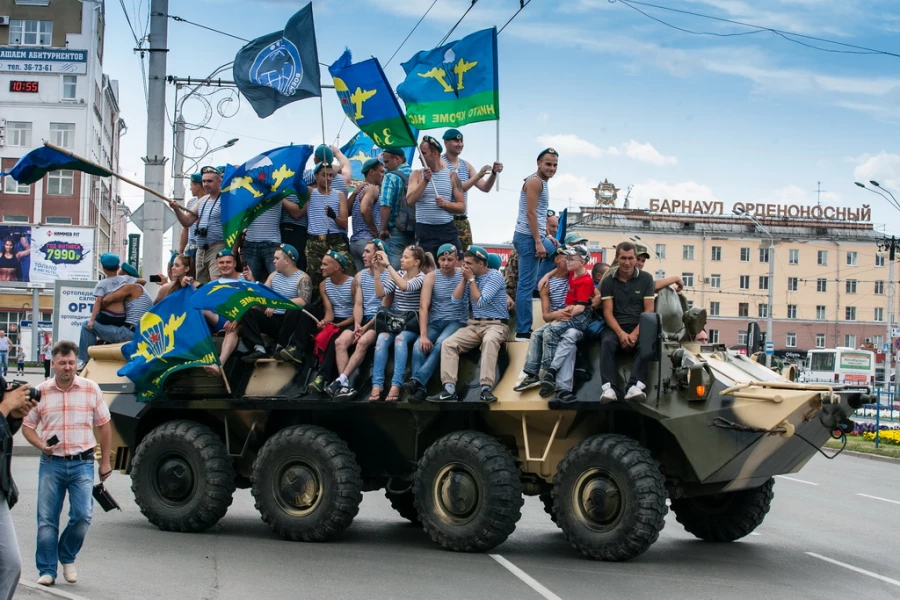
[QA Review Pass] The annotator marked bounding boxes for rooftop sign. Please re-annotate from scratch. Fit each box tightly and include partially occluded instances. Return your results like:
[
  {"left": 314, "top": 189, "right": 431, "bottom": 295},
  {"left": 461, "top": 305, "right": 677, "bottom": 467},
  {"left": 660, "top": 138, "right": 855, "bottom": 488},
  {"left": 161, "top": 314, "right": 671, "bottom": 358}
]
[{"left": 648, "top": 199, "right": 871, "bottom": 222}]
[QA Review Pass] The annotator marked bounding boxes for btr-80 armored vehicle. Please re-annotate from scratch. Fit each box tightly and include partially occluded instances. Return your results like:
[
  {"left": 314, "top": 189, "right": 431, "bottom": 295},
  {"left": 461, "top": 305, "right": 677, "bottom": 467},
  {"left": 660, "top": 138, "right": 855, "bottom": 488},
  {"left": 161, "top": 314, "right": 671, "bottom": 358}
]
[{"left": 85, "top": 290, "right": 864, "bottom": 561}]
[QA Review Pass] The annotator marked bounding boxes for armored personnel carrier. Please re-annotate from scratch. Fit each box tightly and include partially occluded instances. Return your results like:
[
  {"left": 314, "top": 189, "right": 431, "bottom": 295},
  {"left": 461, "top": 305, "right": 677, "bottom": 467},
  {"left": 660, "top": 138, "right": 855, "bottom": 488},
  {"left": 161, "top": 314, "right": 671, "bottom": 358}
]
[{"left": 86, "top": 290, "right": 864, "bottom": 561}]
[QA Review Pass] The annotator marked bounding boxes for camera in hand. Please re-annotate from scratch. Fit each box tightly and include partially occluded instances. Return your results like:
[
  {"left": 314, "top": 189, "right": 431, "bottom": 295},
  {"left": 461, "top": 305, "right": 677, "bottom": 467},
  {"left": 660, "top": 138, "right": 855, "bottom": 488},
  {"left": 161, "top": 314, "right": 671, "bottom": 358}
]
[
  {"left": 196, "top": 227, "right": 208, "bottom": 237},
  {"left": 149, "top": 274, "right": 163, "bottom": 283},
  {"left": 7, "top": 379, "right": 41, "bottom": 402},
  {"left": 325, "top": 206, "right": 337, "bottom": 219}
]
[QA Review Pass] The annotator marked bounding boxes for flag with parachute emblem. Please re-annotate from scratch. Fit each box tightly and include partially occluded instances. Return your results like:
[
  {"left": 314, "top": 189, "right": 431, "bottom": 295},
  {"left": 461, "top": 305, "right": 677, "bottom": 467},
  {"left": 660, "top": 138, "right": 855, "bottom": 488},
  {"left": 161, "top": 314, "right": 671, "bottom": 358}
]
[
  {"left": 220, "top": 144, "right": 313, "bottom": 248},
  {"left": 117, "top": 287, "right": 219, "bottom": 402},
  {"left": 233, "top": 3, "right": 321, "bottom": 119},
  {"left": 340, "top": 132, "right": 416, "bottom": 181},
  {"left": 397, "top": 27, "right": 499, "bottom": 130},
  {"left": 0, "top": 144, "right": 113, "bottom": 183},
  {"left": 328, "top": 49, "right": 418, "bottom": 148},
  {"left": 190, "top": 280, "right": 302, "bottom": 322}
]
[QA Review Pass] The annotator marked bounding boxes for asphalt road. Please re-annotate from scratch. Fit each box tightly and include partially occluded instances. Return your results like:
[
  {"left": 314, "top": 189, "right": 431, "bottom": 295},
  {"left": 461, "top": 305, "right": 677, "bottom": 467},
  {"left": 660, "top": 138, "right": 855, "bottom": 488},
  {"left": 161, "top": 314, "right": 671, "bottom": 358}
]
[{"left": 6, "top": 449, "right": 900, "bottom": 600}]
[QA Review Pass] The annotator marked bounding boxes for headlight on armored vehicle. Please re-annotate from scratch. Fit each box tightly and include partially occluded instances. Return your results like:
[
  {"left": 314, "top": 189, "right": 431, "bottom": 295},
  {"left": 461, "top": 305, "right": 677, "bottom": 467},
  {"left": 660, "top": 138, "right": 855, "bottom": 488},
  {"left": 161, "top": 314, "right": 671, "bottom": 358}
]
[{"left": 688, "top": 363, "right": 713, "bottom": 402}]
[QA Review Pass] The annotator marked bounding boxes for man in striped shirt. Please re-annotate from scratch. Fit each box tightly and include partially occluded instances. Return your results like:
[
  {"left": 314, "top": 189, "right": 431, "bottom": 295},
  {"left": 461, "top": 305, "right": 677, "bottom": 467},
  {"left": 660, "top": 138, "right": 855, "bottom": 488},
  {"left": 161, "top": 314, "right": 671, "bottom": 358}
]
[
  {"left": 429, "top": 245, "right": 509, "bottom": 403},
  {"left": 407, "top": 136, "right": 466, "bottom": 259},
  {"left": 21, "top": 340, "right": 112, "bottom": 587},
  {"left": 170, "top": 166, "right": 225, "bottom": 284},
  {"left": 441, "top": 128, "right": 503, "bottom": 251},
  {"left": 239, "top": 244, "right": 314, "bottom": 363},
  {"left": 241, "top": 191, "right": 307, "bottom": 283}
]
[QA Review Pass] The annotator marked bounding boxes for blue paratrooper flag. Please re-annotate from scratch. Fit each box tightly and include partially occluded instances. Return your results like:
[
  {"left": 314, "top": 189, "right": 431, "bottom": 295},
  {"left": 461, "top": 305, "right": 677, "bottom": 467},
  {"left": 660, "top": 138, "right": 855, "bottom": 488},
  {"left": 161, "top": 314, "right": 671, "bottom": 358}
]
[
  {"left": 233, "top": 3, "right": 321, "bottom": 119},
  {"left": 340, "top": 132, "right": 416, "bottom": 182},
  {"left": 117, "top": 287, "right": 219, "bottom": 401},
  {"left": 190, "top": 280, "right": 302, "bottom": 323}
]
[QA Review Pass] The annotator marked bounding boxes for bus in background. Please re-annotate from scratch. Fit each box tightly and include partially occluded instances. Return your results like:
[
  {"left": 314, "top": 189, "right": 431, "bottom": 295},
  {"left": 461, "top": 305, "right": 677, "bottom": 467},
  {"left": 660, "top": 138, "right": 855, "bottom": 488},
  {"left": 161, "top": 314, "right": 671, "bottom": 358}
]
[{"left": 800, "top": 347, "right": 875, "bottom": 386}]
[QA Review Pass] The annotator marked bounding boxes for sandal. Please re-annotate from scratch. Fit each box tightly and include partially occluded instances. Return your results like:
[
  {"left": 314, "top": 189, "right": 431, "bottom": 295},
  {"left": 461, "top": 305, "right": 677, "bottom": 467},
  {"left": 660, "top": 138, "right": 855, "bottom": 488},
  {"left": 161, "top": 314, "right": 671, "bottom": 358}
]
[
  {"left": 386, "top": 386, "right": 401, "bottom": 402},
  {"left": 369, "top": 387, "right": 383, "bottom": 402}
]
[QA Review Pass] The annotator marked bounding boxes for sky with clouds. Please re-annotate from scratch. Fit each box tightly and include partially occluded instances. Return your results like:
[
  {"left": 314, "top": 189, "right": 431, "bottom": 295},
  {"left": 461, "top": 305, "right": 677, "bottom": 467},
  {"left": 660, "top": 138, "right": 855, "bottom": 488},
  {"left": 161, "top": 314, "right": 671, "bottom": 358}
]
[{"left": 104, "top": 0, "right": 900, "bottom": 245}]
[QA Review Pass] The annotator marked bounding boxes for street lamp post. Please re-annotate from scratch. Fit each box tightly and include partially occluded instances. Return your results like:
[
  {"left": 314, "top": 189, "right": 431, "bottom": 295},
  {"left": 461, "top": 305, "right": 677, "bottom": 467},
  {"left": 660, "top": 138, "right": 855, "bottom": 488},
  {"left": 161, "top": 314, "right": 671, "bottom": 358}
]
[{"left": 735, "top": 207, "right": 775, "bottom": 367}]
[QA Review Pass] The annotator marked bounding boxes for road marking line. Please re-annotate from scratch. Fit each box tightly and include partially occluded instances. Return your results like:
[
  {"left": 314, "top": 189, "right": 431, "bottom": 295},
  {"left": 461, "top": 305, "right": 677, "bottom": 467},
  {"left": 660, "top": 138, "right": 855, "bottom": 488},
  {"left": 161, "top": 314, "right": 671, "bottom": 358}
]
[
  {"left": 856, "top": 493, "right": 900, "bottom": 506},
  {"left": 749, "top": 532, "right": 762, "bottom": 536},
  {"left": 806, "top": 553, "right": 900, "bottom": 588},
  {"left": 490, "top": 554, "right": 562, "bottom": 600},
  {"left": 776, "top": 475, "right": 818, "bottom": 486}
]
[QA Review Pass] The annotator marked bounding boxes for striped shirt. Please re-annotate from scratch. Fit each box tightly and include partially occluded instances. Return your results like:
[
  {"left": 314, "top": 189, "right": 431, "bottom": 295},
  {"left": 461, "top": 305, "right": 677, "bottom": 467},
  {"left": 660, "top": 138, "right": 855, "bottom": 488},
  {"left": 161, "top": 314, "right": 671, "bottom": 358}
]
[
  {"left": 24, "top": 376, "right": 110, "bottom": 457},
  {"left": 270, "top": 270, "right": 301, "bottom": 315},
  {"left": 325, "top": 276, "right": 354, "bottom": 320},
  {"left": 307, "top": 188, "right": 345, "bottom": 235},
  {"left": 350, "top": 183, "right": 381, "bottom": 241},
  {"left": 382, "top": 270, "right": 425, "bottom": 312},
  {"left": 125, "top": 288, "right": 153, "bottom": 326},
  {"left": 548, "top": 276, "right": 569, "bottom": 312},
  {"left": 443, "top": 155, "right": 470, "bottom": 214},
  {"left": 415, "top": 168, "right": 454, "bottom": 225},
  {"left": 514, "top": 174, "right": 549, "bottom": 237},
  {"left": 196, "top": 193, "right": 224, "bottom": 244},
  {"left": 245, "top": 201, "right": 282, "bottom": 243},
  {"left": 430, "top": 268, "right": 467, "bottom": 323},
  {"left": 455, "top": 269, "right": 509, "bottom": 320},
  {"left": 186, "top": 196, "right": 200, "bottom": 248},
  {"left": 359, "top": 269, "right": 382, "bottom": 317},
  {"left": 281, "top": 193, "right": 306, "bottom": 227}
]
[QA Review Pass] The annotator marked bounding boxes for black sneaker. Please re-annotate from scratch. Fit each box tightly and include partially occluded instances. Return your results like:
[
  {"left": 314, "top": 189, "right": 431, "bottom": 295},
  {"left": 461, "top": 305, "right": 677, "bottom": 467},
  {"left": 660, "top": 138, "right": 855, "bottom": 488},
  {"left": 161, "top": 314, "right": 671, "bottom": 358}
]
[
  {"left": 242, "top": 349, "right": 268, "bottom": 363},
  {"left": 555, "top": 390, "right": 577, "bottom": 404},
  {"left": 480, "top": 389, "right": 498, "bottom": 403},
  {"left": 308, "top": 375, "right": 326, "bottom": 393},
  {"left": 324, "top": 379, "right": 343, "bottom": 399},
  {"left": 426, "top": 390, "right": 458, "bottom": 403},
  {"left": 401, "top": 379, "right": 422, "bottom": 396},
  {"left": 333, "top": 386, "right": 357, "bottom": 402},
  {"left": 408, "top": 387, "right": 426, "bottom": 403},
  {"left": 514, "top": 332, "right": 531, "bottom": 341},
  {"left": 514, "top": 374, "right": 540, "bottom": 392},
  {"left": 539, "top": 371, "right": 556, "bottom": 397},
  {"left": 279, "top": 345, "right": 304, "bottom": 365}
]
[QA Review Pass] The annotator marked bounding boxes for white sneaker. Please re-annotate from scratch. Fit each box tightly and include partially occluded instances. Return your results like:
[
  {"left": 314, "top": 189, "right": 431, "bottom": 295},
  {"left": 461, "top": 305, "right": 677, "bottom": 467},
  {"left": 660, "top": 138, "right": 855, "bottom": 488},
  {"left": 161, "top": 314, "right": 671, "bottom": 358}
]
[
  {"left": 625, "top": 381, "right": 647, "bottom": 402},
  {"left": 600, "top": 382, "right": 617, "bottom": 403},
  {"left": 37, "top": 575, "right": 54, "bottom": 586},
  {"left": 62, "top": 563, "right": 77, "bottom": 583}
]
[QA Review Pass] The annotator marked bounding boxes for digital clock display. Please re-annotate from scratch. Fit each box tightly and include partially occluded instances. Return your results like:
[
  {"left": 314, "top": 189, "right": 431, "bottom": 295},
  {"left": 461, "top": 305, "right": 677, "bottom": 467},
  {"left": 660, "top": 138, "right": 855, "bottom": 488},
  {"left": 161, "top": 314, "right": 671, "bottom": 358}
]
[{"left": 9, "top": 81, "right": 39, "bottom": 93}]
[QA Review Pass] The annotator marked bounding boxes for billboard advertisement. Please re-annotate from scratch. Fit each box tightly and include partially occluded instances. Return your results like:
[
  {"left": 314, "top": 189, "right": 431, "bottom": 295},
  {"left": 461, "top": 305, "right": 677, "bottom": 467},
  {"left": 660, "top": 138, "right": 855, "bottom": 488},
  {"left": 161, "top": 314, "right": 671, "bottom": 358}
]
[
  {"left": 52, "top": 280, "right": 97, "bottom": 347},
  {"left": 0, "top": 225, "right": 95, "bottom": 284}
]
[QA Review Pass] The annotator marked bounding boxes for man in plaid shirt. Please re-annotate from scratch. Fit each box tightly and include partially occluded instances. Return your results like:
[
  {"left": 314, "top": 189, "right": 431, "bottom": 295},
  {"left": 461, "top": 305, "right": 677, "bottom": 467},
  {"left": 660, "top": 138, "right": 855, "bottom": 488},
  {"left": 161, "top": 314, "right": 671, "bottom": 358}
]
[{"left": 21, "top": 341, "right": 112, "bottom": 587}]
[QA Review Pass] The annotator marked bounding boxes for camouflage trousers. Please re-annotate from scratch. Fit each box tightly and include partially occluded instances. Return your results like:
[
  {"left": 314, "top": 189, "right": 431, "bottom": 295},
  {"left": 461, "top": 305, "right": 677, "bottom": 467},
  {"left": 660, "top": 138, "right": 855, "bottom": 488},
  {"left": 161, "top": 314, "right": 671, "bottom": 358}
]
[
  {"left": 504, "top": 248, "right": 518, "bottom": 298},
  {"left": 454, "top": 216, "right": 473, "bottom": 252},
  {"left": 306, "top": 234, "right": 354, "bottom": 292}
]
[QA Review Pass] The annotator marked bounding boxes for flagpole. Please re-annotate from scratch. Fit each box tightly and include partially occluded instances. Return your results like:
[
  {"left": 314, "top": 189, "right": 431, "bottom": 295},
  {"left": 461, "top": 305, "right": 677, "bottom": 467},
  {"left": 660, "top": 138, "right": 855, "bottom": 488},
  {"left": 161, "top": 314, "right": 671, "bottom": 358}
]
[
  {"left": 495, "top": 119, "right": 500, "bottom": 192},
  {"left": 319, "top": 96, "right": 326, "bottom": 145},
  {"left": 418, "top": 153, "right": 441, "bottom": 199},
  {"left": 42, "top": 141, "right": 198, "bottom": 217},
  {"left": 219, "top": 366, "right": 232, "bottom": 395}
]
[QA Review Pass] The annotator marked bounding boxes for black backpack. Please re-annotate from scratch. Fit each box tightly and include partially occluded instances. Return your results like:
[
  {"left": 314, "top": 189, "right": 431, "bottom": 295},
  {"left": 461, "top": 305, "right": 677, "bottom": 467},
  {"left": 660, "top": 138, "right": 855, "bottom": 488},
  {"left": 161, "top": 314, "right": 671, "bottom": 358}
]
[{"left": 390, "top": 169, "right": 415, "bottom": 233}]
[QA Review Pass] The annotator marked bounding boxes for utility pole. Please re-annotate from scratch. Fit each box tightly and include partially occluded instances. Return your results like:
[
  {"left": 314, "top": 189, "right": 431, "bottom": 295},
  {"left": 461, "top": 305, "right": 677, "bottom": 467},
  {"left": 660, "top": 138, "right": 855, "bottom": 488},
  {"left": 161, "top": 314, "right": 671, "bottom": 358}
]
[
  {"left": 882, "top": 236, "right": 897, "bottom": 394},
  {"left": 141, "top": 0, "right": 169, "bottom": 276},
  {"left": 171, "top": 112, "right": 186, "bottom": 254}
]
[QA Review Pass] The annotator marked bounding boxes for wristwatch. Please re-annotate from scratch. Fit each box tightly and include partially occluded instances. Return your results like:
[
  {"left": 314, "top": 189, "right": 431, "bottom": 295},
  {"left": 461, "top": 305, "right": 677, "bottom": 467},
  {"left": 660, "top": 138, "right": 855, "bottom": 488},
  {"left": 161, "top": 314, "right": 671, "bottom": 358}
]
[{"left": 468, "top": 277, "right": 475, "bottom": 283}]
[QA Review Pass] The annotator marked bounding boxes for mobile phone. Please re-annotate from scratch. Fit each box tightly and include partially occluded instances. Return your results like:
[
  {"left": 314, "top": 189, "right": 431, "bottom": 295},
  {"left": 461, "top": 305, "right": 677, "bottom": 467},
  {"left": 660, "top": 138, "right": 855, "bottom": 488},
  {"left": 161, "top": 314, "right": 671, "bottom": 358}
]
[
  {"left": 46, "top": 435, "right": 59, "bottom": 447},
  {"left": 149, "top": 275, "right": 163, "bottom": 283}
]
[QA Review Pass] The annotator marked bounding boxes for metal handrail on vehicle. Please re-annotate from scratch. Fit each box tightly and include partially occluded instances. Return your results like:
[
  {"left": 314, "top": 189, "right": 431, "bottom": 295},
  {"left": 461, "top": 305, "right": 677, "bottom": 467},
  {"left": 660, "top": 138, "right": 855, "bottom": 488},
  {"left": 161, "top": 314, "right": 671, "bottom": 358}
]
[{"left": 721, "top": 381, "right": 838, "bottom": 404}]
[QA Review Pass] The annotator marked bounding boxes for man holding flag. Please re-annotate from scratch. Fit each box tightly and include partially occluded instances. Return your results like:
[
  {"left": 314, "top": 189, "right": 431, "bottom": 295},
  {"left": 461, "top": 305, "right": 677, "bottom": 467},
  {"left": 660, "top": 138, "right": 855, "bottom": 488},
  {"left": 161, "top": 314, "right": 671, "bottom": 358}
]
[
  {"left": 441, "top": 128, "right": 502, "bottom": 251},
  {"left": 305, "top": 162, "right": 351, "bottom": 289},
  {"left": 170, "top": 166, "right": 224, "bottom": 284},
  {"left": 407, "top": 136, "right": 466, "bottom": 259}
]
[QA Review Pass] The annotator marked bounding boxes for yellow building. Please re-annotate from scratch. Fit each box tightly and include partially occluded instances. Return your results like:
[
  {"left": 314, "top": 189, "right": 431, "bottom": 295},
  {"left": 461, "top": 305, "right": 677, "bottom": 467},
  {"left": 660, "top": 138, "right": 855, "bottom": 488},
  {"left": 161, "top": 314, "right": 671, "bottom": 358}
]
[{"left": 571, "top": 198, "right": 889, "bottom": 355}]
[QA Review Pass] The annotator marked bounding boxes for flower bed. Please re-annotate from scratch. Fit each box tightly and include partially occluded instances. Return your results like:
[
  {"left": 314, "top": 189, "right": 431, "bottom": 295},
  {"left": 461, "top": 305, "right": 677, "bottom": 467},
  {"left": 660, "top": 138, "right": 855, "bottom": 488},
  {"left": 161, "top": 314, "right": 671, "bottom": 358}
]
[{"left": 862, "top": 430, "right": 900, "bottom": 445}]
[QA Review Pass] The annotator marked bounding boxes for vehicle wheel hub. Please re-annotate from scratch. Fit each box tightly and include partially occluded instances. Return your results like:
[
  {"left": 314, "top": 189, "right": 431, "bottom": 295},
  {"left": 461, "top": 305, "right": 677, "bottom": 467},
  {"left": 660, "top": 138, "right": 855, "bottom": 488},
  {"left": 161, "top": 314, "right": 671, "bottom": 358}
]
[
  {"left": 435, "top": 464, "right": 480, "bottom": 524},
  {"left": 155, "top": 457, "right": 194, "bottom": 503},
  {"left": 277, "top": 463, "right": 322, "bottom": 514},
  {"left": 576, "top": 469, "right": 623, "bottom": 530}
]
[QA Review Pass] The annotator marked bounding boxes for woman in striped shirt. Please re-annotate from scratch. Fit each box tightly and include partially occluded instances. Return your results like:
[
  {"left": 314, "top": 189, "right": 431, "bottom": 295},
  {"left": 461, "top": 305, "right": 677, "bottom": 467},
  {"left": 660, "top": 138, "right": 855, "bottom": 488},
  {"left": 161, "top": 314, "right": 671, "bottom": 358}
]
[
  {"left": 308, "top": 251, "right": 355, "bottom": 393},
  {"left": 370, "top": 245, "right": 426, "bottom": 402}
]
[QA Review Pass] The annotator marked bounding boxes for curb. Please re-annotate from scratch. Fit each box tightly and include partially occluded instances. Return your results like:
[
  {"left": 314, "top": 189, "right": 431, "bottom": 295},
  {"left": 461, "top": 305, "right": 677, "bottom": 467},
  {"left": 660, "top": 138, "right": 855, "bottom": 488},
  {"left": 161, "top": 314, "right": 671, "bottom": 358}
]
[
  {"left": 825, "top": 448, "right": 900, "bottom": 465},
  {"left": 14, "top": 445, "right": 42, "bottom": 458},
  {"left": 17, "top": 580, "right": 93, "bottom": 600}
]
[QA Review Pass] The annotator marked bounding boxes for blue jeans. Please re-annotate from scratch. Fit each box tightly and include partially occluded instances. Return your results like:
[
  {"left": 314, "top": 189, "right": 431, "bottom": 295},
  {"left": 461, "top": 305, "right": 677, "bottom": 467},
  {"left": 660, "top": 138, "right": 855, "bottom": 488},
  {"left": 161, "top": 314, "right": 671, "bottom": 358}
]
[
  {"left": 0, "top": 492, "right": 21, "bottom": 600},
  {"left": 36, "top": 456, "right": 94, "bottom": 579},
  {"left": 411, "top": 320, "right": 464, "bottom": 386},
  {"left": 349, "top": 238, "right": 370, "bottom": 273},
  {"left": 541, "top": 312, "right": 592, "bottom": 372},
  {"left": 535, "top": 238, "right": 560, "bottom": 290},
  {"left": 387, "top": 228, "right": 415, "bottom": 270},
  {"left": 372, "top": 330, "right": 418, "bottom": 388},
  {"left": 243, "top": 241, "right": 280, "bottom": 283},
  {"left": 523, "top": 325, "right": 548, "bottom": 376},
  {"left": 0, "top": 351, "right": 6, "bottom": 376},
  {"left": 78, "top": 322, "right": 134, "bottom": 364},
  {"left": 554, "top": 329, "right": 583, "bottom": 393},
  {"left": 513, "top": 232, "right": 542, "bottom": 334}
]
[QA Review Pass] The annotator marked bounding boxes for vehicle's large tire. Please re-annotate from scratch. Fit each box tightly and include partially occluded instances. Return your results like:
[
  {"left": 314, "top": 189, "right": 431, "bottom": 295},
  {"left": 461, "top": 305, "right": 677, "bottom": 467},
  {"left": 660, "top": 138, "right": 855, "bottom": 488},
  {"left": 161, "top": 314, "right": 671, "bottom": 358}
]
[
  {"left": 251, "top": 425, "right": 362, "bottom": 542},
  {"left": 385, "top": 490, "right": 420, "bottom": 524},
  {"left": 670, "top": 478, "right": 775, "bottom": 542},
  {"left": 553, "top": 434, "right": 667, "bottom": 561},
  {"left": 131, "top": 420, "right": 236, "bottom": 533},
  {"left": 414, "top": 430, "right": 523, "bottom": 552},
  {"left": 539, "top": 491, "right": 560, "bottom": 527}
]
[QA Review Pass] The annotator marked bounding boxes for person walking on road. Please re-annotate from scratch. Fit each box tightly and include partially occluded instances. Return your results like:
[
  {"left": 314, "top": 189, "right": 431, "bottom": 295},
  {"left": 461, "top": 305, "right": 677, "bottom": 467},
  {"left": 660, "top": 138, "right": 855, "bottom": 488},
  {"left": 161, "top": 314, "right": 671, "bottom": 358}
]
[
  {"left": 20, "top": 341, "right": 112, "bottom": 587},
  {"left": 0, "top": 331, "right": 9, "bottom": 377}
]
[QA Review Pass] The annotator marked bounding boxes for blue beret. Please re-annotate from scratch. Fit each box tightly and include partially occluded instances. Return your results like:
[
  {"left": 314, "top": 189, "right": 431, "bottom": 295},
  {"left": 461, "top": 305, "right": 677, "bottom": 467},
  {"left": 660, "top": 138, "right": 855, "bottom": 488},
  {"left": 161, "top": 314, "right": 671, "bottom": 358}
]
[
  {"left": 421, "top": 136, "right": 443, "bottom": 153},
  {"left": 442, "top": 128, "right": 463, "bottom": 141},
  {"left": 190, "top": 173, "right": 203, "bottom": 184},
  {"left": 487, "top": 253, "right": 502, "bottom": 270},
  {"left": 436, "top": 243, "right": 457, "bottom": 257},
  {"left": 216, "top": 249, "right": 234, "bottom": 259},
  {"left": 100, "top": 253, "right": 120, "bottom": 269},
  {"left": 279, "top": 243, "right": 300, "bottom": 264},
  {"left": 314, "top": 145, "right": 334, "bottom": 163},
  {"left": 465, "top": 245, "right": 489, "bottom": 263},
  {"left": 121, "top": 262, "right": 139, "bottom": 277},
  {"left": 361, "top": 158, "right": 382, "bottom": 175},
  {"left": 327, "top": 250, "right": 348, "bottom": 270}
]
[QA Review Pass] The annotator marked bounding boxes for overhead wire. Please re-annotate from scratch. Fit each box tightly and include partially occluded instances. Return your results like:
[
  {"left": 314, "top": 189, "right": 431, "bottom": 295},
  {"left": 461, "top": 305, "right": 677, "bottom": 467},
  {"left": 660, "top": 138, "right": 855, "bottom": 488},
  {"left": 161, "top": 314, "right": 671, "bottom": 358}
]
[
  {"left": 610, "top": 0, "right": 900, "bottom": 58},
  {"left": 498, "top": 0, "right": 532, "bottom": 34},
  {"left": 438, "top": 0, "right": 479, "bottom": 46},
  {"left": 164, "top": 14, "right": 251, "bottom": 43},
  {"left": 117, "top": 0, "right": 149, "bottom": 109}
]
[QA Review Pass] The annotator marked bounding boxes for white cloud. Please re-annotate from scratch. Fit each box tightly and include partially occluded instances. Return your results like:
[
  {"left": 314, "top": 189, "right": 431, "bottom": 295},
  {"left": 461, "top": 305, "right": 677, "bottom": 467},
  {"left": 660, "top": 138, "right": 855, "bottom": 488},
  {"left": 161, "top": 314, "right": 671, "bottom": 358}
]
[
  {"left": 628, "top": 180, "right": 721, "bottom": 209},
  {"left": 854, "top": 152, "right": 900, "bottom": 193},
  {"left": 623, "top": 140, "right": 677, "bottom": 166},
  {"left": 756, "top": 184, "right": 843, "bottom": 206},
  {"left": 535, "top": 134, "right": 617, "bottom": 158},
  {"left": 535, "top": 134, "right": 676, "bottom": 166},
  {"left": 548, "top": 172, "right": 596, "bottom": 209}
]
